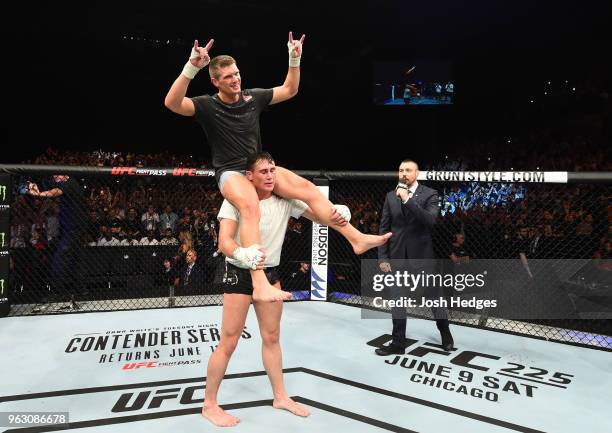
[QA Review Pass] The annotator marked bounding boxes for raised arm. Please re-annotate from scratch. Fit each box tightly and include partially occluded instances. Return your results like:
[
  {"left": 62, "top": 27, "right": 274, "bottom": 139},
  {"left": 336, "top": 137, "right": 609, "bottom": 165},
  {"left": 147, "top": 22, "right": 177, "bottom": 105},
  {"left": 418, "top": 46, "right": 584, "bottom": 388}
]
[
  {"left": 28, "top": 182, "right": 63, "bottom": 199},
  {"left": 271, "top": 32, "right": 305, "bottom": 104},
  {"left": 164, "top": 39, "right": 214, "bottom": 116}
]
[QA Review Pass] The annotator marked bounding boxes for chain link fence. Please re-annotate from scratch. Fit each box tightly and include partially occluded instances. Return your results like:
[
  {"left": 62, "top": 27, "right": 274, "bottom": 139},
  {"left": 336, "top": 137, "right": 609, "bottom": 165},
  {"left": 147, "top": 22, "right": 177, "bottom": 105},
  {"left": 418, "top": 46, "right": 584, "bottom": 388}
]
[
  {"left": 327, "top": 174, "right": 612, "bottom": 349},
  {"left": 0, "top": 166, "right": 315, "bottom": 314},
  {"left": 1, "top": 166, "right": 610, "bottom": 349}
]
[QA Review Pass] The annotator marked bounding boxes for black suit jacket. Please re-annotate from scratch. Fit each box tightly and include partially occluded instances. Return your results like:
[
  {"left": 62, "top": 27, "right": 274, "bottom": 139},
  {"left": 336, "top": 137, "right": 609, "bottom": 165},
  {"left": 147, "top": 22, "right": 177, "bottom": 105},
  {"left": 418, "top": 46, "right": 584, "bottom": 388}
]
[
  {"left": 378, "top": 184, "right": 440, "bottom": 261},
  {"left": 178, "top": 261, "right": 206, "bottom": 291}
]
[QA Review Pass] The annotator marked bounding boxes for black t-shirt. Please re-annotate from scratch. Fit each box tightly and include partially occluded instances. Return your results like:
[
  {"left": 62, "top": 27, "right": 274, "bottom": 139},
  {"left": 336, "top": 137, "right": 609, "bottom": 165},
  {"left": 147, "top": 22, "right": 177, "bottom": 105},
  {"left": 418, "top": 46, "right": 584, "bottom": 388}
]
[
  {"left": 124, "top": 217, "right": 141, "bottom": 235},
  {"left": 513, "top": 236, "right": 532, "bottom": 257},
  {"left": 55, "top": 177, "right": 88, "bottom": 235},
  {"left": 450, "top": 242, "right": 472, "bottom": 259},
  {"left": 162, "top": 267, "right": 178, "bottom": 286},
  {"left": 290, "top": 269, "right": 311, "bottom": 291},
  {"left": 192, "top": 88, "right": 273, "bottom": 174}
]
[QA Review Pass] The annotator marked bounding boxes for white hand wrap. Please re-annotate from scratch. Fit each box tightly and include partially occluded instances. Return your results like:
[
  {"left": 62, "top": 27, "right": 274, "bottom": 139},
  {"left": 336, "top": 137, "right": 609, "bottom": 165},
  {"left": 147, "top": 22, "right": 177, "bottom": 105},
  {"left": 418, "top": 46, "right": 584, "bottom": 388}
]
[
  {"left": 181, "top": 47, "right": 209, "bottom": 79},
  {"left": 233, "top": 245, "right": 264, "bottom": 270},
  {"left": 333, "top": 204, "right": 351, "bottom": 223},
  {"left": 287, "top": 41, "right": 302, "bottom": 67}
]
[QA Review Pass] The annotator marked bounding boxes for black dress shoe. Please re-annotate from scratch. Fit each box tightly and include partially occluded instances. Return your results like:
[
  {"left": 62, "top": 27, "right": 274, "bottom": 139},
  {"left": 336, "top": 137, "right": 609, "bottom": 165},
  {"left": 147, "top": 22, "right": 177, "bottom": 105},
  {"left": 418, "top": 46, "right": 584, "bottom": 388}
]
[
  {"left": 375, "top": 344, "right": 405, "bottom": 356},
  {"left": 439, "top": 327, "right": 454, "bottom": 351}
]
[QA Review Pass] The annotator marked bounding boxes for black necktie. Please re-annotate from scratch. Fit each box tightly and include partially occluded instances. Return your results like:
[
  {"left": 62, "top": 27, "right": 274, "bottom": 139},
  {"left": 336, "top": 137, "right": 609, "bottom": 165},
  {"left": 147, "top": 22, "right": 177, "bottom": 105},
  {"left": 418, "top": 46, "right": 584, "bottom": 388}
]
[{"left": 185, "top": 266, "right": 192, "bottom": 285}]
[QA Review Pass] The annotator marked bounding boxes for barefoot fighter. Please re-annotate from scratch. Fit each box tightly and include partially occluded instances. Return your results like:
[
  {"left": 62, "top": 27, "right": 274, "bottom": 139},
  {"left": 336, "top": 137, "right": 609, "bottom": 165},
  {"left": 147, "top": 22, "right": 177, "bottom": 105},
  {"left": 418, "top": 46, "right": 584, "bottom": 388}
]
[{"left": 202, "top": 152, "right": 352, "bottom": 426}]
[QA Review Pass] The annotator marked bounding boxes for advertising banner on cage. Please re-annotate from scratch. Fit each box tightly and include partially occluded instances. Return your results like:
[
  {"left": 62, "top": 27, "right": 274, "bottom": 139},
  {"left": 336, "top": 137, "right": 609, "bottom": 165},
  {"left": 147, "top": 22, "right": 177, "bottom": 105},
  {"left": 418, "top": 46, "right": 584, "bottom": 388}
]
[
  {"left": 109, "top": 167, "right": 215, "bottom": 177},
  {"left": 0, "top": 174, "right": 10, "bottom": 317},
  {"left": 420, "top": 171, "right": 568, "bottom": 184},
  {"left": 310, "top": 182, "right": 329, "bottom": 301}
]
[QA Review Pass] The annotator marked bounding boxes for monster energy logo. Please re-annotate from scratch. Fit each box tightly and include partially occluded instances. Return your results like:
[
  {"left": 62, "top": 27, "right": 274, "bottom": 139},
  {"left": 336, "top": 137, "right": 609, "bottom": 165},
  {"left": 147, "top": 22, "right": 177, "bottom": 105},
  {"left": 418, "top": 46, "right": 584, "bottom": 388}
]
[
  {"left": 0, "top": 232, "right": 4, "bottom": 248},
  {"left": 0, "top": 185, "right": 5, "bottom": 202},
  {"left": 0, "top": 279, "right": 4, "bottom": 295}
]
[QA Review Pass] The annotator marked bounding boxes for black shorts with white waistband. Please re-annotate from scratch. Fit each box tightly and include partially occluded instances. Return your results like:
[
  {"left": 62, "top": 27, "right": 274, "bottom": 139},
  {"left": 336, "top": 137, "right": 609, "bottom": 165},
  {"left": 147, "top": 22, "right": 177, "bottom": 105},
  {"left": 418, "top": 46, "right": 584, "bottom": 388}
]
[{"left": 223, "top": 262, "right": 281, "bottom": 296}]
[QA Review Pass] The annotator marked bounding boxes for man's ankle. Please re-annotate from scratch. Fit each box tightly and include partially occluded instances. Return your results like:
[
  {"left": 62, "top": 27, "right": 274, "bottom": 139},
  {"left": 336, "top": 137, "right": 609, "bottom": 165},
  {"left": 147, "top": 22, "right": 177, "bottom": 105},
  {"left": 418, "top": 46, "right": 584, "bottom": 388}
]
[
  {"left": 203, "top": 401, "right": 219, "bottom": 410},
  {"left": 273, "top": 392, "right": 290, "bottom": 401}
]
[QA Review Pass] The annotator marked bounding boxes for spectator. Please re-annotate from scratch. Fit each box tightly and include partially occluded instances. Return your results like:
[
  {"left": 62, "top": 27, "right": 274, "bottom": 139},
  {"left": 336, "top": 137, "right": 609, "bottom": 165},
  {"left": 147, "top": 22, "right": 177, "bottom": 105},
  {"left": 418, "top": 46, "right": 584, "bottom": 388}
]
[
  {"left": 192, "top": 208, "right": 207, "bottom": 245},
  {"left": 117, "top": 231, "right": 131, "bottom": 246},
  {"left": 139, "top": 229, "right": 160, "bottom": 246},
  {"left": 124, "top": 230, "right": 141, "bottom": 246},
  {"left": 30, "top": 217, "right": 48, "bottom": 246},
  {"left": 10, "top": 223, "right": 27, "bottom": 248},
  {"left": 30, "top": 229, "right": 47, "bottom": 251},
  {"left": 97, "top": 226, "right": 120, "bottom": 246},
  {"left": 177, "top": 214, "right": 193, "bottom": 235},
  {"left": 87, "top": 209, "right": 102, "bottom": 240},
  {"left": 161, "top": 257, "right": 178, "bottom": 287},
  {"left": 141, "top": 205, "right": 160, "bottom": 232},
  {"left": 175, "top": 249, "right": 205, "bottom": 294},
  {"left": 289, "top": 261, "right": 311, "bottom": 291},
  {"left": 160, "top": 204, "right": 178, "bottom": 234},
  {"left": 160, "top": 228, "right": 179, "bottom": 246},
  {"left": 449, "top": 233, "right": 473, "bottom": 264},
  {"left": 124, "top": 207, "right": 141, "bottom": 240}
]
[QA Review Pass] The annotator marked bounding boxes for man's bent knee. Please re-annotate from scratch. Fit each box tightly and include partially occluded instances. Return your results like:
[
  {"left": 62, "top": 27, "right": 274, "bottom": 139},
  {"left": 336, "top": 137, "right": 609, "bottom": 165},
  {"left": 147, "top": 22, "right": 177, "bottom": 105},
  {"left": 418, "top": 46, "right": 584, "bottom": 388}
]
[{"left": 236, "top": 198, "right": 260, "bottom": 220}]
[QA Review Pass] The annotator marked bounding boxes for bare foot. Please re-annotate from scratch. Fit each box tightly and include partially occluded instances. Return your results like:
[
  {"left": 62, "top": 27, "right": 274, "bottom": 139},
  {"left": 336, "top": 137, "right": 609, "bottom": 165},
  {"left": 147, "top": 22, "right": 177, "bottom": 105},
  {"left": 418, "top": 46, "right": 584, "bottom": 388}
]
[
  {"left": 252, "top": 282, "right": 292, "bottom": 302},
  {"left": 202, "top": 405, "right": 240, "bottom": 427},
  {"left": 352, "top": 232, "right": 392, "bottom": 255},
  {"left": 273, "top": 397, "right": 310, "bottom": 417}
]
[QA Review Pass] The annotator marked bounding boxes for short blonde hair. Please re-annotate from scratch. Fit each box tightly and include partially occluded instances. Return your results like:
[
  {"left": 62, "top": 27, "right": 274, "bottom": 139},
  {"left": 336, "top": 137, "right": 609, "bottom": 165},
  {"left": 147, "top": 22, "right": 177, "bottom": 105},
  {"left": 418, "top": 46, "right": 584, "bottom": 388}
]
[{"left": 209, "top": 55, "right": 236, "bottom": 79}]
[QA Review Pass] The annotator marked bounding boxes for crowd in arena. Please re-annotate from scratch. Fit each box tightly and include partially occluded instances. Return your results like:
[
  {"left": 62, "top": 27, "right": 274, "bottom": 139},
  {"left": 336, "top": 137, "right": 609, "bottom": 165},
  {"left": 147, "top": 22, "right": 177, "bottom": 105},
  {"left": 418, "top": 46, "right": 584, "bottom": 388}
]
[
  {"left": 9, "top": 146, "right": 610, "bottom": 271},
  {"left": 6, "top": 73, "right": 611, "bottom": 300}
]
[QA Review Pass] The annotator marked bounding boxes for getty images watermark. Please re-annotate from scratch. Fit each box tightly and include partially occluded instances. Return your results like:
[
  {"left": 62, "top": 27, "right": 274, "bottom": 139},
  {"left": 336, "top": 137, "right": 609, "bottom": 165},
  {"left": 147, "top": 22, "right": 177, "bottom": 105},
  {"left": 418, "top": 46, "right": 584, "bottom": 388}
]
[
  {"left": 371, "top": 269, "right": 497, "bottom": 310},
  {"left": 362, "top": 258, "right": 612, "bottom": 320}
]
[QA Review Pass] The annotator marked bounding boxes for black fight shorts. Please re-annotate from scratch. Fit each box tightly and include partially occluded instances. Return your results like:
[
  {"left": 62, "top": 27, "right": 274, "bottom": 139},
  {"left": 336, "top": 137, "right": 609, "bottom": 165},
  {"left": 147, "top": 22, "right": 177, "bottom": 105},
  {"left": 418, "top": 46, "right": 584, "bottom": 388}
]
[{"left": 223, "top": 262, "right": 281, "bottom": 295}]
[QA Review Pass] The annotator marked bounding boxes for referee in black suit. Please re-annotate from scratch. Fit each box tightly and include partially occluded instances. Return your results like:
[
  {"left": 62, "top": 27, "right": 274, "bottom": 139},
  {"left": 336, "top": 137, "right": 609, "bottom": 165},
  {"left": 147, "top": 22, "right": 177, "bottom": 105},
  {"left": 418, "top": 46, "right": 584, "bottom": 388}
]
[{"left": 375, "top": 159, "right": 454, "bottom": 355}]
